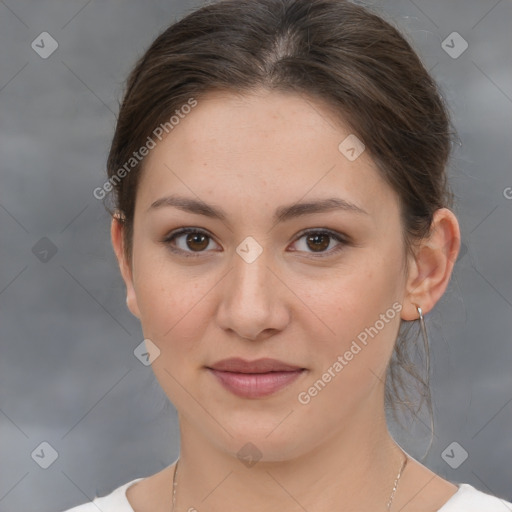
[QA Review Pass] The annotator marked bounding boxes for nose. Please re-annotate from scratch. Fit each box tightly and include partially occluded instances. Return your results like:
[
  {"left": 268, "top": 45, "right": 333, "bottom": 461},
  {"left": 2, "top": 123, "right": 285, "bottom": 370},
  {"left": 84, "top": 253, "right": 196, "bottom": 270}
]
[{"left": 215, "top": 246, "right": 290, "bottom": 341}]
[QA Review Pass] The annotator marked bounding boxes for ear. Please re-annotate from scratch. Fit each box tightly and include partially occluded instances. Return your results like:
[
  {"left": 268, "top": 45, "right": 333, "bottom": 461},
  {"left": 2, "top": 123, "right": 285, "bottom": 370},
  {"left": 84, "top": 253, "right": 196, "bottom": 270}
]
[
  {"left": 401, "top": 208, "right": 461, "bottom": 321},
  {"left": 111, "top": 213, "right": 141, "bottom": 319}
]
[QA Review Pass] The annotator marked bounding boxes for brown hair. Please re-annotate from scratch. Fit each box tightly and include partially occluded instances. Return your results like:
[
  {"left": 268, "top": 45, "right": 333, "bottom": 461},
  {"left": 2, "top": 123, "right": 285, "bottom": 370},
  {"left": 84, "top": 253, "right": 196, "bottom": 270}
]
[{"left": 105, "top": 0, "right": 456, "bottom": 444}]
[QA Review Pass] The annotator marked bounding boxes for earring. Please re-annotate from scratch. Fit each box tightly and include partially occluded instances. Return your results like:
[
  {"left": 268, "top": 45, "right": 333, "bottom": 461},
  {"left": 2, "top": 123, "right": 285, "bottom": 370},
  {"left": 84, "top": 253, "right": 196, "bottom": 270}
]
[
  {"left": 416, "top": 305, "right": 429, "bottom": 347},
  {"left": 114, "top": 210, "right": 126, "bottom": 222},
  {"left": 414, "top": 304, "right": 434, "bottom": 459},
  {"left": 415, "top": 305, "right": 430, "bottom": 382}
]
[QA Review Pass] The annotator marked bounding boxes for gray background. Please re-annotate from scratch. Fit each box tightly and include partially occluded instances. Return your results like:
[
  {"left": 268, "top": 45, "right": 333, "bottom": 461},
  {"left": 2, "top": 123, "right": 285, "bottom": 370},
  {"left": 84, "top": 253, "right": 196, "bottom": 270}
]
[{"left": 0, "top": 0, "right": 511, "bottom": 511}]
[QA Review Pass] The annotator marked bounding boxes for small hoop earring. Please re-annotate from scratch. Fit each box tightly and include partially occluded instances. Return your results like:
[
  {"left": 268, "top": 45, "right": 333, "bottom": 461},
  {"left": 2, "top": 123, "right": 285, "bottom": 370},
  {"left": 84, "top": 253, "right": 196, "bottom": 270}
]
[
  {"left": 413, "top": 303, "right": 434, "bottom": 459},
  {"left": 415, "top": 305, "right": 429, "bottom": 347},
  {"left": 114, "top": 210, "right": 126, "bottom": 223}
]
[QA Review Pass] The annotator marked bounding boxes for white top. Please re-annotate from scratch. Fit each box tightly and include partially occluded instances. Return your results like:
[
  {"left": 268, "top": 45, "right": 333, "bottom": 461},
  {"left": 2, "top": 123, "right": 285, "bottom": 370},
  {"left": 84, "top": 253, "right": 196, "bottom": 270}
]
[{"left": 59, "top": 478, "right": 512, "bottom": 511}]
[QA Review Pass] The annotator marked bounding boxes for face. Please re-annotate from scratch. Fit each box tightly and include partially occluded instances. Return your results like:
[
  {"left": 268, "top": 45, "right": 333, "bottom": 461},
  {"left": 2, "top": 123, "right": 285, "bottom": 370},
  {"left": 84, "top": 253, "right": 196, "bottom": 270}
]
[{"left": 115, "top": 89, "right": 411, "bottom": 460}]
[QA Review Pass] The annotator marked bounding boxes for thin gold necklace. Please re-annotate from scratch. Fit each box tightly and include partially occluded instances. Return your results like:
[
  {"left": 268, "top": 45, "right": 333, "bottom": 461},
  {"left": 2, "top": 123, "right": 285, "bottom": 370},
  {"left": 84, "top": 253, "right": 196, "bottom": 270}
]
[{"left": 170, "top": 455, "right": 408, "bottom": 511}]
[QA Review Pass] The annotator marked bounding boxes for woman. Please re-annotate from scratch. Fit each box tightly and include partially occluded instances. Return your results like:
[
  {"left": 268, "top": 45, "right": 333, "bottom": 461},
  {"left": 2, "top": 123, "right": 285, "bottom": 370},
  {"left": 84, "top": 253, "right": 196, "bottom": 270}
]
[{"left": 62, "top": 0, "right": 511, "bottom": 510}]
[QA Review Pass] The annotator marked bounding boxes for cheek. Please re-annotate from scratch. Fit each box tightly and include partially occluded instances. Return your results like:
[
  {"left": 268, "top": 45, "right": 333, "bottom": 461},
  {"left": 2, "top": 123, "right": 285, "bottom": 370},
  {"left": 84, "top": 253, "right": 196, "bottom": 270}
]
[
  {"left": 302, "top": 260, "right": 401, "bottom": 337},
  {"left": 132, "top": 249, "right": 214, "bottom": 351},
  {"left": 134, "top": 267, "right": 217, "bottom": 407},
  {"left": 296, "top": 292, "right": 401, "bottom": 425},
  {"left": 300, "top": 253, "right": 403, "bottom": 383}
]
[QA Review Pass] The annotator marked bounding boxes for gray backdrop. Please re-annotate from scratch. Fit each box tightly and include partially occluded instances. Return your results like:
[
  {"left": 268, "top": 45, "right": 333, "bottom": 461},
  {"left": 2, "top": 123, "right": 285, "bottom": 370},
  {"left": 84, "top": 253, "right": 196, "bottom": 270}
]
[{"left": 0, "top": 0, "right": 511, "bottom": 511}]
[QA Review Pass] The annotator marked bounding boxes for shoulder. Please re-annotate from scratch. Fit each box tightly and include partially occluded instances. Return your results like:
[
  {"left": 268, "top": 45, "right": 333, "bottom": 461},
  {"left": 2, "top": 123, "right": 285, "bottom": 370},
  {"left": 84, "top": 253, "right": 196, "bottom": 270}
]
[
  {"left": 57, "top": 477, "right": 144, "bottom": 512},
  {"left": 58, "top": 463, "right": 175, "bottom": 512},
  {"left": 438, "top": 483, "right": 512, "bottom": 511}
]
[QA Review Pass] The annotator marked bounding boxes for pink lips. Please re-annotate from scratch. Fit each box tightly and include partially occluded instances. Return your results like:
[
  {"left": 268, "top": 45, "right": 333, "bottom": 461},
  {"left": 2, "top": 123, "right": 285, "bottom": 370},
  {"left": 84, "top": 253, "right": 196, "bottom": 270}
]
[{"left": 206, "top": 357, "right": 306, "bottom": 398}]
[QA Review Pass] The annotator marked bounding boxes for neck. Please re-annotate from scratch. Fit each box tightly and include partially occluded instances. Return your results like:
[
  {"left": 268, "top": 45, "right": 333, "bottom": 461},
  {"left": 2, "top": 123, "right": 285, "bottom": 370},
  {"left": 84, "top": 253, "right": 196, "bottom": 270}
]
[{"left": 174, "top": 396, "right": 406, "bottom": 512}]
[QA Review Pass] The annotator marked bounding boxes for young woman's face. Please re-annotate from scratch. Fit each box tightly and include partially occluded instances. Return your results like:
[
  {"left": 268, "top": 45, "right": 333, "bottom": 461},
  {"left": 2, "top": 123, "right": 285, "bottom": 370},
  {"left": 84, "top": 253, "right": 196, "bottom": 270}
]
[{"left": 119, "top": 89, "right": 411, "bottom": 460}]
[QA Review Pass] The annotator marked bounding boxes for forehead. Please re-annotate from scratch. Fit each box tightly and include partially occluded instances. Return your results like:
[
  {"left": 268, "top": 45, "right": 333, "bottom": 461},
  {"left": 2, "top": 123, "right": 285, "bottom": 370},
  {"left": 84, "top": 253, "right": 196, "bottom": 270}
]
[{"left": 137, "top": 89, "right": 398, "bottom": 219}]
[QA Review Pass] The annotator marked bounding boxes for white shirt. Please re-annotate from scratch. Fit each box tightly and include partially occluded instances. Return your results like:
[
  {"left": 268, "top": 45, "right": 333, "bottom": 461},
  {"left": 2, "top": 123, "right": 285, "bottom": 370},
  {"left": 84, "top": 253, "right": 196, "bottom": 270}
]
[{"left": 59, "top": 478, "right": 512, "bottom": 511}]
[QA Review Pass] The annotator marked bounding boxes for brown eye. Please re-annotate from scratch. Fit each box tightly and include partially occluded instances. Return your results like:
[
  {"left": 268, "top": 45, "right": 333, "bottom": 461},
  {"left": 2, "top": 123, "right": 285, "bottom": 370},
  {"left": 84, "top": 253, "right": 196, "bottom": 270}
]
[
  {"left": 305, "top": 233, "right": 330, "bottom": 252},
  {"left": 185, "top": 232, "right": 209, "bottom": 251},
  {"left": 291, "top": 229, "right": 348, "bottom": 256},
  {"left": 163, "top": 228, "right": 220, "bottom": 257}
]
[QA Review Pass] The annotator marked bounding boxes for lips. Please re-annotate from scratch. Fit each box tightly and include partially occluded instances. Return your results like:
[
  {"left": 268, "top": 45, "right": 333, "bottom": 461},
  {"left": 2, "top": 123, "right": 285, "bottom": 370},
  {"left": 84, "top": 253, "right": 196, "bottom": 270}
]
[
  {"left": 208, "top": 357, "right": 304, "bottom": 373},
  {"left": 206, "top": 357, "right": 306, "bottom": 398}
]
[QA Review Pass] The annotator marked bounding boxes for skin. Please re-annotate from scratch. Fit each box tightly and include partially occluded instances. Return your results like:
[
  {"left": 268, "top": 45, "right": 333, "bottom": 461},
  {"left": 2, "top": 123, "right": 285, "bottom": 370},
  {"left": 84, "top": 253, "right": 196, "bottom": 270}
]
[{"left": 111, "top": 88, "right": 461, "bottom": 512}]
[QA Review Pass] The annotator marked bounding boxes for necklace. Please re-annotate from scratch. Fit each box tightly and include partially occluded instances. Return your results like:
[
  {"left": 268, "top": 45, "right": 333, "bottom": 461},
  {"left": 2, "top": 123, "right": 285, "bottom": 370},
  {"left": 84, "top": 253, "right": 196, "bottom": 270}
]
[{"left": 171, "top": 454, "right": 408, "bottom": 511}]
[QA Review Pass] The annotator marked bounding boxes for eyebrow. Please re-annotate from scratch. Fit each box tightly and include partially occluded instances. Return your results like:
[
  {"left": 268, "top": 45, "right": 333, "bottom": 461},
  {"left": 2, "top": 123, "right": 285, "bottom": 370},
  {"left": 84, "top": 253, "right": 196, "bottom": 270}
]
[{"left": 148, "top": 194, "right": 368, "bottom": 223}]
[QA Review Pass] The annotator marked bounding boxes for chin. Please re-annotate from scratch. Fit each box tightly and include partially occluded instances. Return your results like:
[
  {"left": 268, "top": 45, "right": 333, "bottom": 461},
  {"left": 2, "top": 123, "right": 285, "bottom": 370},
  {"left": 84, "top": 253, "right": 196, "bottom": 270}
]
[{"left": 203, "top": 414, "right": 317, "bottom": 465}]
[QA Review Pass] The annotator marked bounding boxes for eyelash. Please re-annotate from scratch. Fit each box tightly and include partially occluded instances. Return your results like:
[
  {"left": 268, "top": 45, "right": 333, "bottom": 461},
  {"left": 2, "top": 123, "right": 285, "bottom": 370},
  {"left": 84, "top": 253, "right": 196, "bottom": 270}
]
[{"left": 162, "top": 227, "right": 349, "bottom": 258}]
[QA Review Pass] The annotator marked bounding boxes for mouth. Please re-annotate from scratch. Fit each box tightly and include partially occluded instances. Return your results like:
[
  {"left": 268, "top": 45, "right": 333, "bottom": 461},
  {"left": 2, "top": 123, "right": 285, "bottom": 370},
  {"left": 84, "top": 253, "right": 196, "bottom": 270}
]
[{"left": 206, "top": 357, "right": 307, "bottom": 399}]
